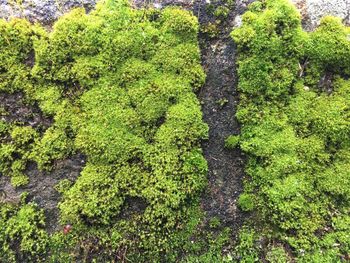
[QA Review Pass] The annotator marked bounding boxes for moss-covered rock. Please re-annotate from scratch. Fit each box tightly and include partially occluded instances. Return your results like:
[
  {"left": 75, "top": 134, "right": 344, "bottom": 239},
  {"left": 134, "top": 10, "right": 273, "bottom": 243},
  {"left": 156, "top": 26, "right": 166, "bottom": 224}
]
[
  {"left": 0, "top": 0, "right": 207, "bottom": 261},
  {"left": 232, "top": 0, "right": 350, "bottom": 261}
]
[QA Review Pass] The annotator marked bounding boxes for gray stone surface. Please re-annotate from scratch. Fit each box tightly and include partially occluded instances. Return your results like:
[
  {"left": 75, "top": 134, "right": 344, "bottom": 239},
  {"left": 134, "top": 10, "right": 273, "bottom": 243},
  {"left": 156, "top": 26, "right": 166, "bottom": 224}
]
[
  {"left": 1, "top": 0, "right": 349, "bottom": 29},
  {"left": 0, "top": 0, "right": 96, "bottom": 24},
  {"left": 292, "top": 0, "right": 350, "bottom": 30},
  {"left": 226, "top": 0, "right": 350, "bottom": 30}
]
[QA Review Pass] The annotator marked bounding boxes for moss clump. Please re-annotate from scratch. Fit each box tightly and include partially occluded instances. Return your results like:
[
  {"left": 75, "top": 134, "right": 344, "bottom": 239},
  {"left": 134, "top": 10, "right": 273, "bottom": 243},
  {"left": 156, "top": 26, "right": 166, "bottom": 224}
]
[
  {"left": 232, "top": 0, "right": 350, "bottom": 261},
  {"left": 0, "top": 125, "right": 39, "bottom": 187},
  {"left": 233, "top": 228, "right": 259, "bottom": 263},
  {"left": 202, "top": 0, "right": 234, "bottom": 38},
  {"left": 0, "top": 202, "right": 48, "bottom": 262},
  {"left": 0, "top": 0, "right": 208, "bottom": 261},
  {"left": 30, "top": 127, "right": 73, "bottom": 170},
  {"left": 225, "top": 134, "right": 240, "bottom": 149},
  {"left": 238, "top": 193, "right": 254, "bottom": 212},
  {"left": 201, "top": 21, "right": 221, "bottom": 38},
  {"left": 214, "top": 6, "right": 230, "bottom": 19},
  {"left": 0, "top": 19, "right": 44, "bottom": 94},
  {"left": 266, "top": 245, "right": 290, "bottom": 263}
]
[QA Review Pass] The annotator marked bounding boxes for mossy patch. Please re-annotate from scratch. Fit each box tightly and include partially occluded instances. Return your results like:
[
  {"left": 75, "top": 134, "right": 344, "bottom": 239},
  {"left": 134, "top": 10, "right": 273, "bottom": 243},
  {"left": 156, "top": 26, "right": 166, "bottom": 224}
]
[
  {"left": 232, "top": 0, "right": 350, "bottom": 261},
  {"left": 0, "top": 0, "right": 208, "bottom": 261}
]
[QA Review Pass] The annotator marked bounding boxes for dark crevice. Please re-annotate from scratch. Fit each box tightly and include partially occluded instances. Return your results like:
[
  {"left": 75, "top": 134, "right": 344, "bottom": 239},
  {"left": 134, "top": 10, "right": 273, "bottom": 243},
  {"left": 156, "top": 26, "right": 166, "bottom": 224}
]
[
  {"left": 192, "top": 0, "right": 254, "bottom": 238},
  {"left": 0, "top": 92, "right": 52, "bottom": 131}
]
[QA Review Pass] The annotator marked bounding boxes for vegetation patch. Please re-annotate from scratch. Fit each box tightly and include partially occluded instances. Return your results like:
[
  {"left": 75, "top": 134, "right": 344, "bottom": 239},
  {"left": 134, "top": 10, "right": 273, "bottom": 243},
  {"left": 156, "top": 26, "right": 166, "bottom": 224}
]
[
  {"left": 232, "top": 0, "right": 350, "bottom": 261},
  {"left": 0, "top": 0, "right": 210, "bottom": 261},
  {"left": 201, "top": 0, "right": 235, "bottom": 38},
  {"left": 2, "top": 0, "right": 349, "bottom": 261}
]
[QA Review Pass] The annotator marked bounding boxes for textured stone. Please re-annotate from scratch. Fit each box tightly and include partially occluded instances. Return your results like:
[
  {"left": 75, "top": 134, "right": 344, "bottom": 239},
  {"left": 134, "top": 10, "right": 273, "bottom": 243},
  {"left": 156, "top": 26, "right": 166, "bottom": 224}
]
[
  {"left": 292, "top": 0, "right": 350, "bottom": 30},
  {"left": 1, "top": 0, "right": 349, "bottom": 30},
  {"left": 0, "top": 0, "right": 96, "bottom": 24}
]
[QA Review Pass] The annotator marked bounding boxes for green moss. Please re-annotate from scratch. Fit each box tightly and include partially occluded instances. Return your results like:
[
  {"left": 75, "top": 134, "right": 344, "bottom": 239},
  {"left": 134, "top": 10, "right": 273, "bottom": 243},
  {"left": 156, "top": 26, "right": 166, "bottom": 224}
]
[
  {"left": 225, "top": 135, "right": 240, "bottom": 149},
  {"left": 1, "top": 125, "right": 41, "bottom": 187},
  {"left": 10, "top": 173, "right": 29, "bottom": 187},
  {"left": 30, "top": 127, "right": 73, "bottom": 170},
  {"left": 238, "top": 193, "right": 254, "bottom": 212},
  {"left": 181, "top": 225, "right": 232, "bottom": 263},
  {"left": 59, "top": 164, "right": 129, "bottom": 225},
  {"left": 0, "top": 143, "right": 16, "bottom": 175},
  {"left": 11, "top": 126, "right": 38, "bottom": 146},
  {"left": 0, "top": 202, "right": 48, "bottom": 262},
  {"left": 0, "top": 0, "right": 208, "bottom": 261},
  {"left": 161, "top": 8, "right": 199, "bottom": 36},
  {"left": 209, "top": 217, "right": 221, "bottom": 229},
  {"left": 234, "top": 228, "right": 259, "bottom": 263},
  {"left": 0, "top": 120, "right": 8, "bottom": 135},
  {"left": 308, "top": 16, "right": 350, "bottom": 74},
  {"left": 0, "top": 139, "right": 30, "bottom": 188},
  {"left": 0, "top": 19, "right": 44, "bottom": 94},
  {"left": 232, "top": 0, "right": 350, "bottom": 260},
  {"left": 201, "top": 21, "right": 220, "bottom": 38},
  {"left": 266, "top": 245, "right": 290, "bottom": 263},
  {"left": 214, "top": 6, "right": 230, "bottom": 19}
]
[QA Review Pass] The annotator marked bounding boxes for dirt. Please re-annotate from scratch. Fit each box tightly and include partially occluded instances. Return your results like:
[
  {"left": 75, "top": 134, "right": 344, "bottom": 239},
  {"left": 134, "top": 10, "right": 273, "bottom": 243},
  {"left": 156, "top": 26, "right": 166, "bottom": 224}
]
[
  {"left": 193, "top": 0, "right": 253, "bottom": 240},
  {"left": 0, "top": 92, "right": 52, "bottom": 131},
  {"left": 0, "top": 93, "right": 85, "bottom": 233},
  {"left": 0, "top": 155, "right": 85, "bottom": 233}
]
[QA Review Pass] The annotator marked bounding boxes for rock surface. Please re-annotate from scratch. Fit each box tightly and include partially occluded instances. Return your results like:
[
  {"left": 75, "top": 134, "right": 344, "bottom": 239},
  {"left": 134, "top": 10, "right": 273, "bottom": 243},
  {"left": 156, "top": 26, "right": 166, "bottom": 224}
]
[
  {"left": 1, "top": 0, "right": 349, "bottom": 30},
  {"left": 292, "top": 0, "right": 350, "bottom": 30},
  {"left": 0, "top": 0, "right": 96, "bottom": 24}
]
